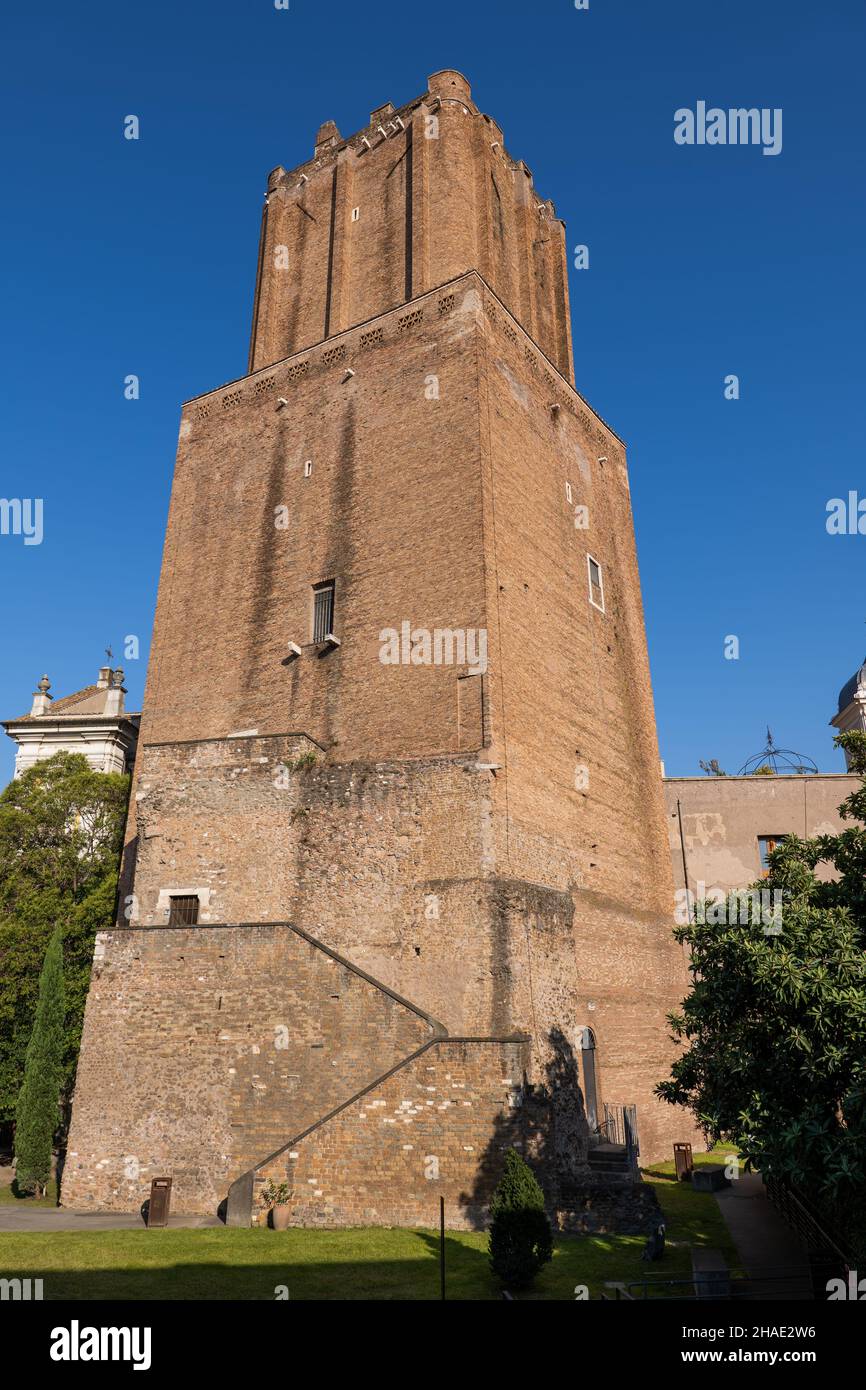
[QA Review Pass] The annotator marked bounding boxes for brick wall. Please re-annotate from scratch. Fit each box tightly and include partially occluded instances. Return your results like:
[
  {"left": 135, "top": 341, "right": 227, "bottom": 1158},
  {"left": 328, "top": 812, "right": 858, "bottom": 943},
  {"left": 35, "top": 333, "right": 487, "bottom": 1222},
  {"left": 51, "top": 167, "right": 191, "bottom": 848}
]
[
  {"left": 144, "top": 282, "right": 487, "bottom": 756},
  {"left": 250, "top": 72, "right": 573, "bottom": 382},
  {"left": 254, "top": 1039, "right": 533, "bottom": 1230},
  {"left": 63, "top": 924, "right": 436, "bottom": 1212}
]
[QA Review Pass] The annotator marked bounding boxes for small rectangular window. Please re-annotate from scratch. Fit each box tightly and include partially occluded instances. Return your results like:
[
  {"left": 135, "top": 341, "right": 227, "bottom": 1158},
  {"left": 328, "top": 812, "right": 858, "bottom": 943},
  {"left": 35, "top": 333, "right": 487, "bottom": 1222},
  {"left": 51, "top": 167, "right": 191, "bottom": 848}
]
[
  {"left": 168, "top": 895, "right": 199, "bottom": 926},
  {"left": 587, "top": 555, "right": 605, "bottom": 612},
  {"left": 758, "top": 835, "right": 786, "bottom": 876},
  {"left": 312, "top": 581, "right": 335, "bottom": 643}
]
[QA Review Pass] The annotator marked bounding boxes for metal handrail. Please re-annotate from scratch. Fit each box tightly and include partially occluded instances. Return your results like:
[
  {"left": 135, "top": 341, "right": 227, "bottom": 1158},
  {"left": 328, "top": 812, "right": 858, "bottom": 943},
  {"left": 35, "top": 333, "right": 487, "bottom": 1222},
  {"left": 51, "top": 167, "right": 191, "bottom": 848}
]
[
  {"left": 764, "top": 1175, "right": 855, "bottom": 1268},
  {"left": 604, "top": 1268, "right": 818, "bottom": 1301}
]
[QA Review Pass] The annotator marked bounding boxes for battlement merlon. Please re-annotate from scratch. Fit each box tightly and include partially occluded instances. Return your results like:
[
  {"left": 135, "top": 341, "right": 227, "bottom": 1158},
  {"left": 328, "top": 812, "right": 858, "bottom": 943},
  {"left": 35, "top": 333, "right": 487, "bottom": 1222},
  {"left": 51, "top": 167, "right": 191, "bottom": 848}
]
[
  {"left": 266, "top": 72, "right": 556, "bottom": 203},
  {"left": 248, "top": 70, "right": 574, "bottom": 382}
]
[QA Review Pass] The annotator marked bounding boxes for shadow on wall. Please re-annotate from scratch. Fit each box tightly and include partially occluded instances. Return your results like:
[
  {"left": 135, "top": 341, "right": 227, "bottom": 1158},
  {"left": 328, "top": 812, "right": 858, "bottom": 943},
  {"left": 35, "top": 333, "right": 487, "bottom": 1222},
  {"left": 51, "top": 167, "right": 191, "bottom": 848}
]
[{"left": 458, "top": 1028, "right": 588, "bottom": 1223}]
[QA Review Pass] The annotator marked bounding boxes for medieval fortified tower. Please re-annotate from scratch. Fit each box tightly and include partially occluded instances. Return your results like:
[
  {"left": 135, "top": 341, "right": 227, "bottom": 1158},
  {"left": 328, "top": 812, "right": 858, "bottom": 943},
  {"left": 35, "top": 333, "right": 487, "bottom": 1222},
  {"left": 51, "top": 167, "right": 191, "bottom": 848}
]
[{"left": 64, "top": 72, "right": 694, "bottom": 1225}]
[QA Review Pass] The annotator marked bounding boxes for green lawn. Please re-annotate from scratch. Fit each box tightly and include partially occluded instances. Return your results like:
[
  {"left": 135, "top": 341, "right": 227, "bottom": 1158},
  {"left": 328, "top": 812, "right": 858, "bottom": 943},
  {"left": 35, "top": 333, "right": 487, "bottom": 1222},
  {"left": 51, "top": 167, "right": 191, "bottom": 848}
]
[
  {"left": 642, "top": 1141, "right": 742, "bottom": 1183},
  {"left": 0, "top": 1159, "right": 740, "bottom": 1300},
  {"left": 0, "top": 1176, "right": 58, "bottom": 1206}
]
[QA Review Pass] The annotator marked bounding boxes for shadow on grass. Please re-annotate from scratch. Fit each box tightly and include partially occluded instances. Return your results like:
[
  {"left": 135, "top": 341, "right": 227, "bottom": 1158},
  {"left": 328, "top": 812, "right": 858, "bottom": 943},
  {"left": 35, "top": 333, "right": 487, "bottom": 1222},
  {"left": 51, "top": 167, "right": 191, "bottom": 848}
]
[
  {"left": 639, "top": 1167, "right": 679, "bottom": 1183},
  {"left": 0, "top": 1223, "right": 703, "bottom": 1302},
  {"left": 0, "top": 1177, "right": 59, "bottom": 1206},
  {"left": 0, "top": 1262, "right": 488, "bottom": 1302}
]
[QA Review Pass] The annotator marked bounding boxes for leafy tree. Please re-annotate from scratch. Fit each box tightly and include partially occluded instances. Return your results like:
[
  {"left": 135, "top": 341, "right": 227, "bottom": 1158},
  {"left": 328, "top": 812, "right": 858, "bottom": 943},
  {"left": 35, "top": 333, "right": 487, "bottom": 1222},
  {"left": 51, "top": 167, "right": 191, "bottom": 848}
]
[
  {"left": 658, "top": 732, "right": 866, "bottom": 1254},
  {"left": 14, "top": 925, "right": 66, "bottom": 1195},
  {"left": 488, "top": 1148, "right": 553, "bottom": 1288},
  {"left": 0, "top": 753, "right": 129, "bottom": 1130}
]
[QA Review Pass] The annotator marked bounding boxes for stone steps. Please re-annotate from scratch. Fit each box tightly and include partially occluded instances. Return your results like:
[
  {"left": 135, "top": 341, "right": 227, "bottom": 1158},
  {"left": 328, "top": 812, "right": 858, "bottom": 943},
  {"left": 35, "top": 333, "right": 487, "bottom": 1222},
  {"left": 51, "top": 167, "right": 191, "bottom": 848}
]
[{"left": 586, "top": 1142, "right": 633, "bottom": 1178}]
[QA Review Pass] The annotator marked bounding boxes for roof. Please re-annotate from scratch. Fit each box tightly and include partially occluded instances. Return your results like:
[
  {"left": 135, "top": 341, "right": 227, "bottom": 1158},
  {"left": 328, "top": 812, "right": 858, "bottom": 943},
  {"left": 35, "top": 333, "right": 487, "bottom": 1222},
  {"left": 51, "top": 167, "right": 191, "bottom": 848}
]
[
  {"left": 837, "top": 657, "right": 866, "bottom": 714},
  {"left": 46, "top": 685, "right": 103, "bottom": 713},
  {"left": 4, "top": 675, "right": 140, "bottom": 726}
]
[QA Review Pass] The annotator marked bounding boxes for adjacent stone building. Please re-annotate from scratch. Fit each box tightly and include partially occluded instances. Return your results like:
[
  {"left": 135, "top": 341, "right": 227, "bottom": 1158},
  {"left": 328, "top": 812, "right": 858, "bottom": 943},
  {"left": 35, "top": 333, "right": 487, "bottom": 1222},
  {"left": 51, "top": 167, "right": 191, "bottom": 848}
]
[
  {"left": 3, "top": 667, "right": 139, "bottom": 779},
  {"left": 64, "top": 72, "right": 697, "bottom": 1224}
]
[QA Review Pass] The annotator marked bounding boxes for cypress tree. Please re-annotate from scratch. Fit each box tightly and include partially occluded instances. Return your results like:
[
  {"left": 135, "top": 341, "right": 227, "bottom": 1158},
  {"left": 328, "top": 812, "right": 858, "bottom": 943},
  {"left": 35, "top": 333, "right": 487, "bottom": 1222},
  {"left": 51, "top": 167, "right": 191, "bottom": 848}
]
[
  {"left": 488, "top": 1147, "right": 553, "bottom": 1289},
  {"left": 14, "top": 925, "right": 66, "bottom": 1197}
]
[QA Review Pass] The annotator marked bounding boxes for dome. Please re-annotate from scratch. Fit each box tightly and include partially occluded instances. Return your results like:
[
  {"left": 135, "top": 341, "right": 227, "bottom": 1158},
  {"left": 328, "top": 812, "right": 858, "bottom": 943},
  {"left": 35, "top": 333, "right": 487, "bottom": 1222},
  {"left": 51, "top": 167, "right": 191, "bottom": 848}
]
[{"left": 837, "top": 657, "right": 866, "bottom": 716}]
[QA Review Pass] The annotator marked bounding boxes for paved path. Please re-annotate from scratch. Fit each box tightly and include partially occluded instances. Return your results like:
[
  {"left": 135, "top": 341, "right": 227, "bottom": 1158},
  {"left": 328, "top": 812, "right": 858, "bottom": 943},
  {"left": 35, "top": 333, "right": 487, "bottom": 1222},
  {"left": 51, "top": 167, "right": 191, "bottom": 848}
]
[
  {"left": 715, "top": 1171, "right": 813, "bottom": 1299},
  {"left": 0, "top": 1209, "right": 221, "bottom": 1233}
]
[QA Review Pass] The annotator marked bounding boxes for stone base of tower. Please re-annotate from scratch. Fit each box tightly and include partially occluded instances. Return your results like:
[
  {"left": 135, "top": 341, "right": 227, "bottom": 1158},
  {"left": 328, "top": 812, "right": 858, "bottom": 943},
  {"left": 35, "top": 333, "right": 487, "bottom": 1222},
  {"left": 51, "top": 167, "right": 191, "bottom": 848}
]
[
  {"left": 62, "top": 920, "right": 541, "bottom": 1222},
  {"left": 64, "top": 744, "right": 699, "bottom": 1218},
  {"left": 62, "top": 916, "right": 681, "bottom": 1226}
]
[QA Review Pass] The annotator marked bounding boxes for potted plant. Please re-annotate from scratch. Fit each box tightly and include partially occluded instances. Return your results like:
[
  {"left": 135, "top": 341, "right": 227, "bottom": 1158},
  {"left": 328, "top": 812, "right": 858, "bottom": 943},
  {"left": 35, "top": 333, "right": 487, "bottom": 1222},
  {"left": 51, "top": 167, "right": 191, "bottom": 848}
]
[{"left": 260, "top": 1180, "right": 292, "bottom": 1230}]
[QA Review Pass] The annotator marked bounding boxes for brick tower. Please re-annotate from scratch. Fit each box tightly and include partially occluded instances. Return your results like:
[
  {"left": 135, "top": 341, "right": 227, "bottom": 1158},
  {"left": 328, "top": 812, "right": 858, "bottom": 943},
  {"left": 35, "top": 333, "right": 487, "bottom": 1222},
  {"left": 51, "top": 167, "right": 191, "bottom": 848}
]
[{"left": 64, "top": 71, "right": 694, "bottom": 1224}]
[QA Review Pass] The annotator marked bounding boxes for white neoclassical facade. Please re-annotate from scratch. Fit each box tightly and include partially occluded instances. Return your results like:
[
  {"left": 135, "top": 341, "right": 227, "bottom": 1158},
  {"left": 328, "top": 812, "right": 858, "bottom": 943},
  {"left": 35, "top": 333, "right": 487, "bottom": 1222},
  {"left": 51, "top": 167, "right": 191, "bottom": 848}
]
[
  {"left": 3, "top": 666, "right": 140, "bottom": 778},
  {"left": 831, "top": 655, "right": 866, "bottom": 765}
]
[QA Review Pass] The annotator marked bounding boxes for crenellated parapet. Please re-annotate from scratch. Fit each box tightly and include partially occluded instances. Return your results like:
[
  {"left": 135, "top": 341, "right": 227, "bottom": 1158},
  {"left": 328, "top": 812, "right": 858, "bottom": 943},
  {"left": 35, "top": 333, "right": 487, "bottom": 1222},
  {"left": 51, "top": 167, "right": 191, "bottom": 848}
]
[{"left": 249, "top": 71, "right": 573, "bottom": 382}]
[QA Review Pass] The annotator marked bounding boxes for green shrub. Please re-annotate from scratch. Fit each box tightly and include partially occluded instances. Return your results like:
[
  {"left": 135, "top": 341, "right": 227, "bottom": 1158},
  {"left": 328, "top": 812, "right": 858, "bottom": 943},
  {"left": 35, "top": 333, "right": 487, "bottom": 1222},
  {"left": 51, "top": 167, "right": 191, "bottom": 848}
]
[
  {"left": 14, "top": 925, "right": 65, "bottom": 1196},
  {"left": 488, "top": 1148, "right": 552, "bottom": 1289}
]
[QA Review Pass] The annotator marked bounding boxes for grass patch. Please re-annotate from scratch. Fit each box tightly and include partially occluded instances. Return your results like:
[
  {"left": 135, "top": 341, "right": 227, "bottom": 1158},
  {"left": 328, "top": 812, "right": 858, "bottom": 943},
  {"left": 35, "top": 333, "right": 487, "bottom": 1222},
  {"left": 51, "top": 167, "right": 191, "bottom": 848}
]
[
  {"left": 0, "top": 1176, "right": 58, "bottom": 1207},
  {"left": 0, "top": 1166, "right": 740, "bottom": 1300},
  {"left": 641, "top": 1140, "right": 740, "bottom": 1184}
]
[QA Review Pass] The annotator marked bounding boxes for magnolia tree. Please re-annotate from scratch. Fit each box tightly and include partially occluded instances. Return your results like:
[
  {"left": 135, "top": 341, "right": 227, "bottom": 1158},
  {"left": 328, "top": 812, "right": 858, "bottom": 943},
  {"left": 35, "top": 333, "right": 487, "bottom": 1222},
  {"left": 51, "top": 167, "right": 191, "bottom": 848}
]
[{"left": 658, "top": 732, "right": 866, "bottom": 1250}]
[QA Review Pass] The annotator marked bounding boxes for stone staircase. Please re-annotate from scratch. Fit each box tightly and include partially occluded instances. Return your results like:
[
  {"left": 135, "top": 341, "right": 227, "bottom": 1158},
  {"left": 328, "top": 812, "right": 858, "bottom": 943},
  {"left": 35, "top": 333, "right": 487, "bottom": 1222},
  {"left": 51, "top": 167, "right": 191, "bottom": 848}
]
[
  {"left": 220, "top": 923, "right": 532, "bottom": 1229},
  {"left": 557, "top": 1145, "right": 657, "bottom": 1236},
  {"left": 586, "top": 1141, "right": 634, "bottom": 1179}
]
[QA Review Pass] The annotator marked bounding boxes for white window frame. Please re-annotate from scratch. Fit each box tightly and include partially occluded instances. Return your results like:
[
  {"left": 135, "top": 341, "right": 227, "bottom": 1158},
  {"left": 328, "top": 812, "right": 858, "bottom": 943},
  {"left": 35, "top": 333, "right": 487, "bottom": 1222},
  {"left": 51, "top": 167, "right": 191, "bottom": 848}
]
[
  {"left": 312, "top": 580, "right": 336, "bottom": 643},
  {"left": 587, "top": 554, "right": 605, "bottom": 613}
]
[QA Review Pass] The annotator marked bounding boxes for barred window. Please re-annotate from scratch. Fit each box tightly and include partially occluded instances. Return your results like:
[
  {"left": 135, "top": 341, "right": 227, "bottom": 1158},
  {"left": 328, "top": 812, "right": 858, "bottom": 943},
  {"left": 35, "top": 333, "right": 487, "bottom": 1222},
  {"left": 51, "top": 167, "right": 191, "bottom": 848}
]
[
  {"left": 312, "top": 581, "right": 335, "bottom": 643},
  {"left": 168, "top": 895, "right": 199, "bottom": 926}
]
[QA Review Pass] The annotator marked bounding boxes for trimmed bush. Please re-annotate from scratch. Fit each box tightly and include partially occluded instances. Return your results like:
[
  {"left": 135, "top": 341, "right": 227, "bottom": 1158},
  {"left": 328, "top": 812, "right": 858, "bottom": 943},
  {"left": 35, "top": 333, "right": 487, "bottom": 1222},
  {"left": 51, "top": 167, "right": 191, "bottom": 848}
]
[
  {"left": 14, "top": 925, "right": 65, "bottom": 1196},
  {"left": 488, "top": 1148, "right": 553, "bottom": 1289}
]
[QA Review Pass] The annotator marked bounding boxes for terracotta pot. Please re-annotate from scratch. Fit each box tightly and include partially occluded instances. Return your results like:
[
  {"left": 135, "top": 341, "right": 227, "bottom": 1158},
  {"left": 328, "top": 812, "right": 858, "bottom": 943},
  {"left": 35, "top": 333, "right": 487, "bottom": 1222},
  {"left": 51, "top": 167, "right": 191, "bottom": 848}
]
[{"left": 270, "top": 1205, "right": 291, "bottom": 1230}]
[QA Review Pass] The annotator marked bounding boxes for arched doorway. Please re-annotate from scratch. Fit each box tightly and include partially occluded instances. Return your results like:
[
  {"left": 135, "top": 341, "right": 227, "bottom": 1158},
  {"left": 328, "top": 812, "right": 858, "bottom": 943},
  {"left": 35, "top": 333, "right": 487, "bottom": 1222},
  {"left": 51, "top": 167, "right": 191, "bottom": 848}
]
[{"left": 580, "top": 1026, "right": 599, "bottom": 1132}]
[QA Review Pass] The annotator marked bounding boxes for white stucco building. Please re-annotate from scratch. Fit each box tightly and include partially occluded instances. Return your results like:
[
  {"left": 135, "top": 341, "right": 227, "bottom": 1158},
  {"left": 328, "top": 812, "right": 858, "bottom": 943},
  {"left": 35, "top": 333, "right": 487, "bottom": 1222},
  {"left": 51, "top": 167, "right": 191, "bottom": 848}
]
[
  {"left": 2, "top": 666, "right": 140, "bottom": 778},
  {"left": 831, "top": 654, "right": 866, "bottom": 764}
]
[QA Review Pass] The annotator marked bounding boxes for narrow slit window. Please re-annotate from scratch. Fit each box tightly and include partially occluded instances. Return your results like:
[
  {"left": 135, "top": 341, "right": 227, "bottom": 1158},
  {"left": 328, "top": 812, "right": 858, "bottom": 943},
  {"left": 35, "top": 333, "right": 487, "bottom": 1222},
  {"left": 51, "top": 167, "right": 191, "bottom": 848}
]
[
  {"left": 168, "top": 895, "right": 199, "bottom": 926},
  {"left": 587, "top": 555, "right": 605, "bottom": 612},
  {"left": 312, "top": 581, "right": 335, "bottom": 642},
  {"left": 491, "top": 174, "right": 504, "bottom": 240}
]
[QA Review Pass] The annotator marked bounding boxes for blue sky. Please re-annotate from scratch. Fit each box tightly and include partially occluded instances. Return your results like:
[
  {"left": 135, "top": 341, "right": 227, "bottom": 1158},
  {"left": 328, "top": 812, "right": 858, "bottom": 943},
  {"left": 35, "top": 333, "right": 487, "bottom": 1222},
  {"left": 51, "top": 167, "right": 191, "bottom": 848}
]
[{"left": 1, "top": 0, "right": 864, "bottom": 783}]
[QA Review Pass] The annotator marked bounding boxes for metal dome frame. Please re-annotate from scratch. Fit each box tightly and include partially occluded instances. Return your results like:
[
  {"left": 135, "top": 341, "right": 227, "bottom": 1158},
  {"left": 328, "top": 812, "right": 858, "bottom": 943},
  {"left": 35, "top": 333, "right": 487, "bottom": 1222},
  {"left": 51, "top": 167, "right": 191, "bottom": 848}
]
[{"left": 736, "top": 728, "right": 818, "bottom": 777}]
